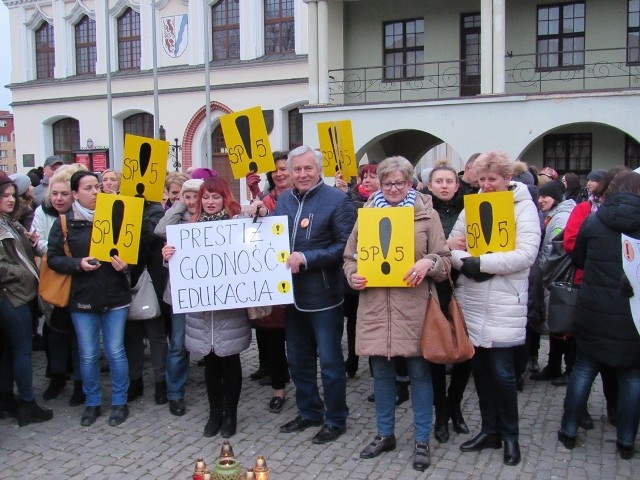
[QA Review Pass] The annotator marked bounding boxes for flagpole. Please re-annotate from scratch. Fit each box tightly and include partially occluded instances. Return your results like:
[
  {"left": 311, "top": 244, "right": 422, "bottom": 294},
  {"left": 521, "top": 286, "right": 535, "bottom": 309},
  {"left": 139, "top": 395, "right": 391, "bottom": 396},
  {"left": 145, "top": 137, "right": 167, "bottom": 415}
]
[
  {"left": 105, "top": 0, "right": 114, "bottom": 168},
  {"left": 203, "top": 0, "right": 212, "bottom": 165},
  {"left": 151, "top": 0, "right": 160, "bottom": 139}
]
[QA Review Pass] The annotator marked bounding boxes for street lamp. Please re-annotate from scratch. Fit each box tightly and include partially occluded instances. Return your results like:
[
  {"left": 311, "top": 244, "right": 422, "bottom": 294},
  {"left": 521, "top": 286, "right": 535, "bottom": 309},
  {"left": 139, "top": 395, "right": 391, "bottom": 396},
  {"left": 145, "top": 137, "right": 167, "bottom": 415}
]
[{"left": 170, "top": 137, "right": 182, "bottom": 171}]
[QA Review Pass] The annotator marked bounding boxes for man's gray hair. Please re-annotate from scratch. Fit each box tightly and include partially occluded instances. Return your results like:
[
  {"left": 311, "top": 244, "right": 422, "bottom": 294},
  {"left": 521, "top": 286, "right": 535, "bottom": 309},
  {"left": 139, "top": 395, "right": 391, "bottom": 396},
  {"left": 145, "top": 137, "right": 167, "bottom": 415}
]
[{"left": 287, "top": 145, "right": 324, "bottom": 173}]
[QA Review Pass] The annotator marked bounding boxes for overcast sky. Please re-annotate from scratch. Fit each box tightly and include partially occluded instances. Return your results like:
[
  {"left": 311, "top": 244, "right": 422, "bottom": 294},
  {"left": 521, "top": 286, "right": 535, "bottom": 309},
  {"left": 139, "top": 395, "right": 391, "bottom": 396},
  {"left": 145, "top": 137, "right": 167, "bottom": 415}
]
[{"left": 0, "top": 3, "right": 13, "bottom": 112}]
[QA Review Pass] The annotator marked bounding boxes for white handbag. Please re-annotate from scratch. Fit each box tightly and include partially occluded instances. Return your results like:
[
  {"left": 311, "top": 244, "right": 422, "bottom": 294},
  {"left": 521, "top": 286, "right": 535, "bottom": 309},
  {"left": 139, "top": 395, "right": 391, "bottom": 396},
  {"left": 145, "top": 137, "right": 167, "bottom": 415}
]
[{"left": 128, "top": 268, "right": 161, "bottom": 320}]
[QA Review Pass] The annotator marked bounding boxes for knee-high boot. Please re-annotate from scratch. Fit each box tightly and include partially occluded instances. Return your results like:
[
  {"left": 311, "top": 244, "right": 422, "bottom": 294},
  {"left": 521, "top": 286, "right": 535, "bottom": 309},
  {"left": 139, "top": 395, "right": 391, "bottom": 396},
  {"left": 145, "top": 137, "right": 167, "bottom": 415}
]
[
  {"left": 221, "top": 360, "right": 242, "bottom": 438},
  {"left": 204, "top": 361, "right": 223, "bottom": 437}
]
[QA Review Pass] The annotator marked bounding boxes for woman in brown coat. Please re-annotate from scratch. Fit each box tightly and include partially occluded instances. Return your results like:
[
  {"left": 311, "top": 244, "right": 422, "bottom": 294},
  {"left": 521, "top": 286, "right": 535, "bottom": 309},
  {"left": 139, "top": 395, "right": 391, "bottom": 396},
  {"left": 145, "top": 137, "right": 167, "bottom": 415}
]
[{"left": 343, "top": 156, "right": 450, "bottom": 472}]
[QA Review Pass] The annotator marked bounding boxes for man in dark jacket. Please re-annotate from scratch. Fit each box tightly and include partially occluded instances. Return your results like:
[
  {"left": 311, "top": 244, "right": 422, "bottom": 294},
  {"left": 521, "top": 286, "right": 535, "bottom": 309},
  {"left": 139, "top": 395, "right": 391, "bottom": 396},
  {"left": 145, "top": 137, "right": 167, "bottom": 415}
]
[
  {"left": 457, "top": 153, "right": 480, "bottom": 197},
  {"left": 276, "top": 146, "right": 356, "bottom": 444}
]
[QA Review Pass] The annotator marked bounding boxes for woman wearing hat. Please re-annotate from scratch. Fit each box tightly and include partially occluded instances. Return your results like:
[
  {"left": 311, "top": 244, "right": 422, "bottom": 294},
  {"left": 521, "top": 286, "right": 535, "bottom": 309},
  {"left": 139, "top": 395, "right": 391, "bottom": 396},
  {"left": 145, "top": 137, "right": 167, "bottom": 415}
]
[
  {"left": 9, "top": 173, "right": 35, "bottom": 230},
  {"left": 0, "top": 171, "right": 54, "bottom": 426},
  {"left": 532, "top": 180, "right": 576, "bottom": 386},
  {"left": 155, "top": 177, "right": 203, "bottom": 417}
]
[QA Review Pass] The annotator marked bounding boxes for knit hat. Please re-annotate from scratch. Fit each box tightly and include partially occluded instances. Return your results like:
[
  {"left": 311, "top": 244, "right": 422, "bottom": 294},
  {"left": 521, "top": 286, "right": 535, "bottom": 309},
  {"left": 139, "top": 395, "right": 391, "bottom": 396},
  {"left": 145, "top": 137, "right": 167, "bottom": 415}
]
[
  {"left": 512, "top": 161, "right": 535, "bottom": 185},
  {"left": 586, "top": 169, "right": 606, "bottom": 182},
  {"left": 191, "top": 167, "right": 218, "bottom": 180},
  {"left": 10, "top": 174, "right": 32, "bottom": 196},
  {"left": 181, "top": 178, "right": 204, "bottom": 195},
  {"left": 538, "top": 179, "right": 565, "bottom": 204},
  {"left": 0, "top": 171, "right": 14, "bottom": 190}
]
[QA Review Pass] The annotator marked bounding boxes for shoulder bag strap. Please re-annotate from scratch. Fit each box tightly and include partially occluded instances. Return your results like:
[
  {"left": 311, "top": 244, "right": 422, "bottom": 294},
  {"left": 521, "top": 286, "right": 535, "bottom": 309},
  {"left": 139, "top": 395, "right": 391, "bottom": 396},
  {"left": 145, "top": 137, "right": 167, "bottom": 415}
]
[{"left": 60, "top": 214, "right": 71, "bottom": 257}]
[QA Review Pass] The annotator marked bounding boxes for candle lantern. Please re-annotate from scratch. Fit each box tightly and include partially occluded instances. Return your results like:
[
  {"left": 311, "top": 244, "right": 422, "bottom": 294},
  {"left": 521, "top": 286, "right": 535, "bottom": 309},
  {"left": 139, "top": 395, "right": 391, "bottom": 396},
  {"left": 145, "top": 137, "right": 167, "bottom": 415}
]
[
  {"left": 253, "top": 456, "right": 269, "bottom": 480},
  {"left": 211, "top": 457, "right": 243, "bottom": 480}
]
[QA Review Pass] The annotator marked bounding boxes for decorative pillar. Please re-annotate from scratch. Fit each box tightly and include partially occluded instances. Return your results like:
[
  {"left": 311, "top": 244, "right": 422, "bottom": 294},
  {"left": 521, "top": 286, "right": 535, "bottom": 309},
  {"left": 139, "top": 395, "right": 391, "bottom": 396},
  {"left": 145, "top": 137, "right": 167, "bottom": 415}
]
[
  {"left": 493, "top": 0, "right": 506, "bottom": 94},
  {"left": 480, "top": 0, "right": 493, "bottom": 94}
]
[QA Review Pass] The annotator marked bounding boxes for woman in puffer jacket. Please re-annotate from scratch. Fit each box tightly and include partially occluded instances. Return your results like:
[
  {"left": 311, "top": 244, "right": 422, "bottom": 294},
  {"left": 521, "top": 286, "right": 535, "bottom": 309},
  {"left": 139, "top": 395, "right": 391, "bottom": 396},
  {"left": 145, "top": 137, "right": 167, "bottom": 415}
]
[
  {"left": 448, "top": 151, "right": 541, "bottom": 467},
  {"left": 161, "top": 177, "right": 250, "bottom": 439}
]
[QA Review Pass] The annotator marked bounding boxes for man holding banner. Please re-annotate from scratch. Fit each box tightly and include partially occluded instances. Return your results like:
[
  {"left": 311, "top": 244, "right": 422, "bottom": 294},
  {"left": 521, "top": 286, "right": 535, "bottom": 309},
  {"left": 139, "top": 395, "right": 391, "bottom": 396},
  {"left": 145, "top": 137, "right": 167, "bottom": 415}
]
[{"left": 275, "top": 146, "right": 356, "bottom": 444}]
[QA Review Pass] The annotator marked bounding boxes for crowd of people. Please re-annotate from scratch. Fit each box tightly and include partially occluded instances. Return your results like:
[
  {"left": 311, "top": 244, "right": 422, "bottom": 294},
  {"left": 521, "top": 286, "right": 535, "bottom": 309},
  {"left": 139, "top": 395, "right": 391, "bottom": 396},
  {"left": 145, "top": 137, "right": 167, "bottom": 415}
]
[{"left": 1, "top": 147, "right": 639, "bottom": 471}]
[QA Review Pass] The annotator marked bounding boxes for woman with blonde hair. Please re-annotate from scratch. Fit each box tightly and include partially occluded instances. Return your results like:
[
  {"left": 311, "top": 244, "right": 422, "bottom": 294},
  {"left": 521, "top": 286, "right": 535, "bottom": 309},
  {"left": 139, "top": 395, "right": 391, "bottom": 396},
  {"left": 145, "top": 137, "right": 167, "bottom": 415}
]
[
  {"left": 101, "top": 169, "right": 122, "bottom": 194},
  {"left": 449, "top": 151, "right": 541, "bottom": 466},
  {"left": 344, "top": 156, "right": 451, "bottom": 471}
]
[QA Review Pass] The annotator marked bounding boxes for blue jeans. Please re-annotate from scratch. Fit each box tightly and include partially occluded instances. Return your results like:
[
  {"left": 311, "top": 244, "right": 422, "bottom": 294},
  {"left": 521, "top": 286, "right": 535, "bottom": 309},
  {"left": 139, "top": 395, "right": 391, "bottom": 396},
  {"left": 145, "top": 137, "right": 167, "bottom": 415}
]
[
  {"left": 166, "top": 312, "right": 189, "bottom": 401},
  {"left": 561, "top": 351, "right": 640, "bottom": 446},
  {"left": 371, "top": 356, "right": 433, "bottom": 442},
  {"left": 71, "top": 308, "right": 129, "bottom": 406},
  {"left": 0, "top": 298, "right": 35, "bottom": 401},
  {"left": 472, "top": 346, "right": 520, "bottom": 441},
  {"left": 285, "top": 305, "right": 348, "bottom": 428}
]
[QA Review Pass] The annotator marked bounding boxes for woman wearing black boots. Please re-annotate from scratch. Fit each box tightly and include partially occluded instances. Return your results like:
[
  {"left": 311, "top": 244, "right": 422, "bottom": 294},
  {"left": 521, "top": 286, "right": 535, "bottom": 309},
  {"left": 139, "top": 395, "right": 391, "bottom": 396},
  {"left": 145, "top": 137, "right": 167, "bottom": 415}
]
[
  {"left": 423, "top": 162, "right": 472, "bottom": 443},
  {"left": 0, "top": 172, "right": 53, "bottom": 426},
  {"left": 162, "top": 177, "right": 251, "bottom": 438}
]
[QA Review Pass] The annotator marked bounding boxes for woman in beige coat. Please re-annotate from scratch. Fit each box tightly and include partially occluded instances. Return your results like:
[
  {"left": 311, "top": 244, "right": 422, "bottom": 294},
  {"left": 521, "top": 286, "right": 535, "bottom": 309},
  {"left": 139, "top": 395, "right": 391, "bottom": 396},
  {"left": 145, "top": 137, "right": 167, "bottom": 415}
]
[{"left": 343, "top": 156, "right": 450, "bottom": 472}]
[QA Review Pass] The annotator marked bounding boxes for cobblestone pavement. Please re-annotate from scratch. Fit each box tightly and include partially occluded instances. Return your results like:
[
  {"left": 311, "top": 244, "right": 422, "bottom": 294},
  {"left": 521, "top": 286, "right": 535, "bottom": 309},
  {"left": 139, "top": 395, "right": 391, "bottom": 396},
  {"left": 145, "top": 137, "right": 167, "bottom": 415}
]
[{"left": 0, "top": 335, "right": 637, "bottom": 479}]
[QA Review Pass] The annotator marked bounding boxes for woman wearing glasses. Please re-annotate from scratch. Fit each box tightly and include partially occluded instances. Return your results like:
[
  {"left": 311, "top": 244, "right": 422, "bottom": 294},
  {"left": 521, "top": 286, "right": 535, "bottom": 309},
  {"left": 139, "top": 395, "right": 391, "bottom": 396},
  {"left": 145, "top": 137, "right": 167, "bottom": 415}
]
[{"left": 344, "top": 156, "right": 450, "bottom": 472}]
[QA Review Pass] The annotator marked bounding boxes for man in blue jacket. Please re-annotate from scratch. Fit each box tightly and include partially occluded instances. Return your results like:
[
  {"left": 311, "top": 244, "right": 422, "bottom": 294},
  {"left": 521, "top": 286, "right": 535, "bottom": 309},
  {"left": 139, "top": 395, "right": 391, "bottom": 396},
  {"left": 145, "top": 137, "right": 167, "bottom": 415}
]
[{"left": 275, "top": 145, "right": 356, "bottom": 444}]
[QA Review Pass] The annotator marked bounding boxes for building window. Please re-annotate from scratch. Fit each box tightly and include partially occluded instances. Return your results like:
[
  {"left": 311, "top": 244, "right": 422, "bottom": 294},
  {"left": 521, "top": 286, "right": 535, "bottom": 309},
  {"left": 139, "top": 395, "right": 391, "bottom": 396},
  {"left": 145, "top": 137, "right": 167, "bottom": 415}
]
[
  {"left": 35, "top": 22, "right": 55, "bottom": 79},
  {"left": 629, "top": 1, "right": 640, "bottom": 64},
  {"left": 0, "top": 135, "right": 7, "bottom": 142},
  {"left": 537, "top": 2, "right": 585, "bottom": 70},
  {"left": 212, "top": 0, "right": 240, "bottom": 60},
  {"left": 0, "top": 151, "right": 7, "bottom": 158},
  {"left": 76, "top": 15, "right": 97, "bottom": 75},
  {"left": 625, "top": 134, "right": 640, "bottom": 169},
  {"left": 265, "top": 0, "right": 295, "bottom": 54},
  {"left": 53, "top": 118, "right": 80, "bottom": 164},
  {"left": 383, "top": 19, "right": 425, "bottom": 80},
  {"left": 0, "top": 165, "right": 8, "bottom": 171},
  {"left": 543, "top": 133, "right": 592, "bottom": 180},
  {"left": 0, "top": 120, "right": 6, "bottom": 127},
  {"left": 288, "top": 108, "right": 302, "bottom": 150},
  {"left": 118, "top": 8, "right": 141, "bottom": 70},
  {"left": 123, "top": 113, "right": 154, "bottom": 139}
]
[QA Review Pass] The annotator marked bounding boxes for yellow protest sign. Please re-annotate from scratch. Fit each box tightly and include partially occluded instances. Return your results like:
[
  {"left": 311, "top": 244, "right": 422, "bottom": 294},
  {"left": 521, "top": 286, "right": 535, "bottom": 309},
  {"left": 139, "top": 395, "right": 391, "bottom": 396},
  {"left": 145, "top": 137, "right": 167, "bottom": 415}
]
[
  {"left": 219, "top": 106, "right": 274, "bottom": 178},
  {"left": 120, "top": 134, "right": 169, "bottom": 202},
  {"left": 89, "top": 193, "right": 144, "bottom": 265},
  {"left": 464, "top": 190, "right": 516, "bottom": 256},
  {"left": 357, "top": 207, "right": 414, "bottom": 287},
  {"left": 317, "top": 120, "right": 358, "bottom": 183}
]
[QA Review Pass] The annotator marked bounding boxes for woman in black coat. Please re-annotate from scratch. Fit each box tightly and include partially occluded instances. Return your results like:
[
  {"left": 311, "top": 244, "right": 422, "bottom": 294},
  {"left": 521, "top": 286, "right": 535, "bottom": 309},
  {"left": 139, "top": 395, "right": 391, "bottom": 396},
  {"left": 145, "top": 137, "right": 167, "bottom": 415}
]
[{"left": 558, "top": 171, "right": 640, "bottom": 460}]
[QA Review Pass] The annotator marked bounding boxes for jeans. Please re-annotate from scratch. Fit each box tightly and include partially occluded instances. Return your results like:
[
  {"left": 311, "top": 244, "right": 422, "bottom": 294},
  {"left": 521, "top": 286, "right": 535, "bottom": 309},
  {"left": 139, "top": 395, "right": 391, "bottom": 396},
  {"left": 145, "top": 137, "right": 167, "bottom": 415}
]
[
  {"left": 71, "top": 308, "right": 129, "bottom": 406},
  {"left": 285, "top": 305, "right": 348, "bottom": 428},
  {"left": 472, "top": 346, "right": 520, "bottom": 441},
  {"left": 371, "top": 356, "right": 433, "bottom": 442},
  {"left": 0, "top": 298, "right": 35, "bottom": 401},
  {"left": 166, "top": 312, "right": 189, "bottom": 401},
  {"left": 561, "top": 351, "right": 640, "bottom": 446}
]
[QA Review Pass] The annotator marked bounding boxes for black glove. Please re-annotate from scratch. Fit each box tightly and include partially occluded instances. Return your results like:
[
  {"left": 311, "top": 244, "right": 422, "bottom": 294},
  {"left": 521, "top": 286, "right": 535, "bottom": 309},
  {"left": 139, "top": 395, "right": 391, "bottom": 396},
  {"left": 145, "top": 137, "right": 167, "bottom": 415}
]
[
  {"left": 460, "top": 257, "right": 494, "bottom": 283},
  {"left": 620, "top": 273, "right": 634, "bottom": 299}
]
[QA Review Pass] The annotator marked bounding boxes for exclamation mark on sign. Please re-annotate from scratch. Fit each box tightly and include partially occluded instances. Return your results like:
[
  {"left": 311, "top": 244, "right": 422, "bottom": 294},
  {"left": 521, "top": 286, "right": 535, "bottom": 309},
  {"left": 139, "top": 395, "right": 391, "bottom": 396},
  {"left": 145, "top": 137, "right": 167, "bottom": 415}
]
[
  {"left": 329, "top": 124, "right": 343, "bottom": 173},
  {"left": 235, "top": 115, "right": 258, "bottom": 172},
  {"left": 479, "top": 201, "right": 493, "bottom": 245},
  {"left": 379, "top": 217, "right": 392, "bottom": 275},
  {"left": 136, "top": 143, "right": 152, "bottom": 196},
  {"left": 110, "top": 200, "right": 125, "bottom": 257}
]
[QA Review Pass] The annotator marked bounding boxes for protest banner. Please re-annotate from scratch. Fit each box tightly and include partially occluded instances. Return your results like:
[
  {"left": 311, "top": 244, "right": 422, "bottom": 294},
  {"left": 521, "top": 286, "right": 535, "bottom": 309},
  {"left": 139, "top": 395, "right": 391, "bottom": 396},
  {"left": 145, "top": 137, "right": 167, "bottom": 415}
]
[
  {"left": 219, "top": 106, "right": 274, "bottom": 178},
  {"left": 120, "top": 134, "right": 169, "bottom": 202},
  {"left": 89, "top": 193, "right": 144, "bottom": 264},
  {"left": 317, "top": 120, "right": 358, "bottom": 183},
  {"left": 357, "top": 207, "right": 414, "bottom": 287},
  {"left": 166, "top": 216, "right": 294, "bottom": 313},
  {"left": 621, "top": 233, "right": 640, "bottom": 336},
  {"left": 464, "top": 190, "right": 516, "bottom": 256}
]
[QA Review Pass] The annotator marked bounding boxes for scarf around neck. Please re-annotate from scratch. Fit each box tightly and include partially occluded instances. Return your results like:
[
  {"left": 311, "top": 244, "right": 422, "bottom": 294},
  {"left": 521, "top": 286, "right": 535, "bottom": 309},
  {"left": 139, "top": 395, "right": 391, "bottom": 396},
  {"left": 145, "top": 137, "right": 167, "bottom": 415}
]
[
  {"left": 198, "top": 209, "right": 230, "bottom": 223},
  {"left": 74, "top": 201, "right": 95, "bottom": 222},
  {"left": 371, "top": 189, "right": 417, "bottom": 208}
]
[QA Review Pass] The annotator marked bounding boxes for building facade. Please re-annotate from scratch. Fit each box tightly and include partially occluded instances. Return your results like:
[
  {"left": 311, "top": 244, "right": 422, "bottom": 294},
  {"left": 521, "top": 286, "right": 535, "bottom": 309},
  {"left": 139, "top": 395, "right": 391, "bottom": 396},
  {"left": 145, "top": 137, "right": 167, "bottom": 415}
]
[
  {"left": 303, "top": 0, "right": 640, "bottom": 178},
  {"left": 4, "top": 0, "right": 640, "bottom": 190},
  {"left": 0, "top": 111, "right": 16, "bottom": 174},
  {"left": 4, "top": 0, "right": 309, "bottom": 198}
]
